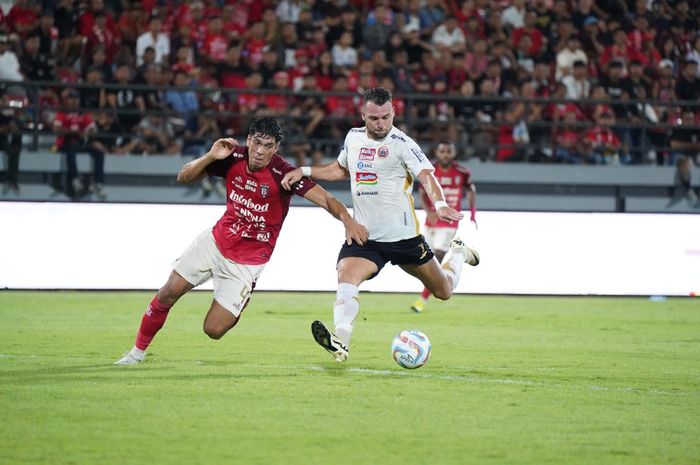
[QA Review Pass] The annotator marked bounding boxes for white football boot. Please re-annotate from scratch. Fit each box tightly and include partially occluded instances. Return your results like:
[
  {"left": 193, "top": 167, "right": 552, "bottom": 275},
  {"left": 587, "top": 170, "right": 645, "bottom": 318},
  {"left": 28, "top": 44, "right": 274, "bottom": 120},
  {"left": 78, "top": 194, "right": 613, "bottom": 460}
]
[
  {"left": 311, "top": 320, "right": 349, "bottom": 362},
  {"left": 114, "top": 348, "right": 145, "bottom": 365},
  {"left": 450, "top": 237, "right": 480, "bottom": 266}
]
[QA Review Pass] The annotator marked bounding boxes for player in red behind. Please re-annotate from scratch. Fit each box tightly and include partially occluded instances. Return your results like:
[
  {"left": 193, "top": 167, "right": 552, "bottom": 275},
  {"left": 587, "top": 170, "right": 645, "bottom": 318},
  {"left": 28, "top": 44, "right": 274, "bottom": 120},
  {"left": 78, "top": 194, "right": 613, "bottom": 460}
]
[
  {"left": 411, "top": 141, "right": 477, "bottom": 313},
  {"left": 115, "top": 117, "right": 368, "bottom": 365}
]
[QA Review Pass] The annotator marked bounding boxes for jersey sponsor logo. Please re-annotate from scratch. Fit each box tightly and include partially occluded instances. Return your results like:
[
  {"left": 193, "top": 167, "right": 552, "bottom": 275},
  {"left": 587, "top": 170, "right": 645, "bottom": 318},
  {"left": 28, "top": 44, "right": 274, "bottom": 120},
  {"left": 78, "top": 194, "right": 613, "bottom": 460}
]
[
  {"left": 260, "top": 184, "right": 269, "bottom": 198},
  {"left": 411, "top": 148, "right": 425, "bottom": 162},
  {"left": 390, "top": 133, "right": 406, "bottom": 142},
  {"left": 356, "top": 161, "right": 373, "bottom": 169},
  {"left": 356, "top": 191, "right": 378, "bottom": 196},
  {"left": 245, "top": 179, "right": 257, "bottom": 192},
  {"left": 256, "top": 231, "right": 271, "bottom": 242},
  {"left": 359, "top": 147, "right": 376, "bottom": 161},
  {"left": 229, "top": 191, "right": 269, "bottom": 212},
  {"left": 350, "top": 128, "right": 364, "bottom": 133},
  {"left": 440, "top": 177, "right": 453, "bottom": 186},
  {"left": 356, "top": 172, "right": 378, "bottom": 185},
  {"left": 378, "top": 146, "right": 389, "bottom": 159},
  {"left": 272, "top": 168, "right": 283, "bottom": 175}
]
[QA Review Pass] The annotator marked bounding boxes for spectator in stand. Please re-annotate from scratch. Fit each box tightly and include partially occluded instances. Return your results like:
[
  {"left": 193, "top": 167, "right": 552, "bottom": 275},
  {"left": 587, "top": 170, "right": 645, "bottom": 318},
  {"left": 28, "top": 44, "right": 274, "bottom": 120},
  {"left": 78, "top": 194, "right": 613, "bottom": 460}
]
[
  {"left": 580, "top": 16, "right": 605, "bottom": 59},
  {"left": 513, "top": 10, "right": 545, "bottom": 58},
  {"left": 384, "top": 31, "right": 405, "bottom": 63},
  {"left": 403, "top": 24, "right": 433, "bottom": 66},
  {"left": 431, "top": 16, "right": 466, "bottom": 55},
  {"left": 325, "top": 75, "right": 356, "bottom": 139},
  {"left": 275, "top": 0, "right": 302, "bottom": 23},
  {"left": 563, "top": 60, "right": 591, "bottom": 99},
  {"left": 0, "top": 35, "right": 24, "bottom": 92},
  {"left": 463, "top": 15, "right": 485, "bottom": 44},
  {"left": 85, "top": 12, "right": 120, "bottom": 65},
  {"left": 33, "top": 10, "right": 58, "bottom": 57},
  {"left": 388, "top": 50, "right": 413, "bottom": 93},
  {"left": 667, "top": 155, "right": 699, "bottom": 208},
  {"left": 218, "top": 45, "right": 248, "bottom": 89},
  {"left": 686, "top": 37, "right": 700, "bottom": 76},
  {"left": 332, "top": 31, "right": 358, "bottom": 68},
  {"left": 78, "top": 0, "right": 117, "bottom": 40},
  {"left": 136, "top": 64, "right": 164, "bottom": 112},
  {"left": 327, "top": 6, "right": 362, "bottom": 49},
  {"left": 364, "top": 3, "right": 395, "bottom": 52},
  {"left": 107, "top": 64, "right": 143, "bottom": 131},
  {"left": 6, "top": 0, "right": 39, "bottom": 38},
  {"left": 581, "top": 109, "right": 623, "bottom": 164},
  {"left": 136, "top": 16, "right": 170, "bottom": 66},
  {"left": 201, "top": 17, "right": 229, "bottom": 65},
  {"left": 419, "top": 0, "right": 448, "bottom": 36},
  {"left": 556, "top": 36, "right": 588, "bottom": 80},
  {"left": 473, "top": 78, "right": 500, "bottom": 161},
  {"left": 676, "top": 59, "right": 699, "bottom": 103},
  {"left": 53, "top": 89, "right": 106, "bottom": 199},
  {"left": 165, "top": 70, "right": 199, "bottom": 132},
  {"left": 91, "top": 110, "right": 143, "bottom": 155},
  {"left": 554, "top": 111, "right": 583, "bottom": 164},
  {"left": 118, "top": 3, "right": 148, "bottom": 51},
  {"left": 244, "top": 21, "right": 267, "bottom": 67},
  {"left": 514, "top": 33, "right": 536, "bottom": 77},
  {"left": 134, "top": 114, "right": 181, "bottom": 155},
  {"left": 20, "top": 32, "right": 55, "bottom": 82},
  {"left": 0, "top": 90, "right": 24, "bottom": 195},
  {"left": 600, "top": 28, "right": 631, "bottom": 71},
  {"left": 171, "top": 46, "right": 195, "bottom": 75},
  {"left": 54, "top": 0, "right": 84, "bottom": 65},
  {"left": 84, "top": 45, "right": 113, "bottom": 82},
  {"left": 502, "top": 0, "right": 526, "bottom": 30},
  {"left": 286, "top": 74, "right": 325, "bottom": 167},
  {"left": 259, "top": 49, "right": 282, "bottom": 89},
  {"left": 670, "top": 109, "right": 700, "bottom": 165},
  {"left": 272, "top": 22, "right": 299, "bottom": 70},
  {"left": 81, "top": 65, "right": 106, "bottom": 109}
]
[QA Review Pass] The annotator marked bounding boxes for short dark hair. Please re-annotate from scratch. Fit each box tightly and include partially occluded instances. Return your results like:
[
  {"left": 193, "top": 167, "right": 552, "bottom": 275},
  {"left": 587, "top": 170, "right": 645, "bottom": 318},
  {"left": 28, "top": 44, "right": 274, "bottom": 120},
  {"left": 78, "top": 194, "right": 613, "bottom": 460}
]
[
  {"left": 363, "top": 87, "right": 392, "bottom": 107},
  {"left": 248, "top": 117, "right": 283, "bottom": 144}
]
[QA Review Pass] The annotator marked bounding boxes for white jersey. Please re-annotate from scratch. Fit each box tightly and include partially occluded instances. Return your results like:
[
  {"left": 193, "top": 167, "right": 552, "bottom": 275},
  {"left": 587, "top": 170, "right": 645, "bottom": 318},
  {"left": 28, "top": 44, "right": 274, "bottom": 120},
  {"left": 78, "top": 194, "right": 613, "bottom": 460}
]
[{"left": 338, "top": 126, "right": 434, "bottom": 242}]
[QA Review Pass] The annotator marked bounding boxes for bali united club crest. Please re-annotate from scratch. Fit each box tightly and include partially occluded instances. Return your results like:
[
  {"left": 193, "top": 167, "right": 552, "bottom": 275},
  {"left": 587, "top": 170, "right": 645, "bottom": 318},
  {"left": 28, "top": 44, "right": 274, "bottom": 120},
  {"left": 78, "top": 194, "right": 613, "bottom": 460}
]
[
  {"left": 378, "top": 146, "right": 389, "bottom": 158},
  {"left": 260, "top": 184, "right": 269, "bottom": 198}
]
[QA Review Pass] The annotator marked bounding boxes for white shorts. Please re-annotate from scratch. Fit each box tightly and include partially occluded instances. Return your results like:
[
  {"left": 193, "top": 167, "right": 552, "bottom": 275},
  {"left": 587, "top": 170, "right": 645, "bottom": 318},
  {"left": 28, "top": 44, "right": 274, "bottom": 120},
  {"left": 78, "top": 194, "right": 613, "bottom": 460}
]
[
  {"left": 173, "top": 228, "right": 265, "bottom": 317},
  {"left": 422, "top": 226, "right": 458, "bottom": 253}
]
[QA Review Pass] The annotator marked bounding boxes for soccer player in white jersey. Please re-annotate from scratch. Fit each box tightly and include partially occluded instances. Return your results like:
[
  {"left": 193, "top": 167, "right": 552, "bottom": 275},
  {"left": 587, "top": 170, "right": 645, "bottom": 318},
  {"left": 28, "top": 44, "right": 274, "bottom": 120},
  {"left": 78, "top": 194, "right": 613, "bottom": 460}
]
[{"left": 281, "top": 87, "right": 480, "bottom": 362}]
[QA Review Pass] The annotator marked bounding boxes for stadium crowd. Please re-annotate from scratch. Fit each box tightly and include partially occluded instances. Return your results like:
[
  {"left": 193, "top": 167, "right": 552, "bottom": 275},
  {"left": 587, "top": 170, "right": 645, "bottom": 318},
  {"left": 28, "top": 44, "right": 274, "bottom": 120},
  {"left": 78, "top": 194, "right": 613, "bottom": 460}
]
[{"left": 0, "top": 0, "right": 699, "bottom": 196}]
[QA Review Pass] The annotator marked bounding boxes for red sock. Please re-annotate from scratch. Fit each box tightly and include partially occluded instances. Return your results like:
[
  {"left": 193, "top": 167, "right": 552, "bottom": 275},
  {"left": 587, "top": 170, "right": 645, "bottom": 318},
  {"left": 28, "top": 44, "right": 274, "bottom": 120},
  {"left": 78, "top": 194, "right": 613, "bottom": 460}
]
[
  {"left": 421, "top": 288, "right": 431, "bottom": 299},
  {"left": 134, "top": 296, "right": 172, "bottom": 351}
]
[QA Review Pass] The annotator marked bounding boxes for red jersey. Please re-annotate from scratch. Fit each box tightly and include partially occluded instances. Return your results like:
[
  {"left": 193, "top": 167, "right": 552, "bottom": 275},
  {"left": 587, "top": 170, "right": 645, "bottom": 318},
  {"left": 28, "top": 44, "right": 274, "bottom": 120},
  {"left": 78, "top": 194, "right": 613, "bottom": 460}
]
[
  {"left": 206, "top": 147, "right": 316, "bottom": 265},
  {"left": 54, "top": 112, "right": 95, "bottom": 149},
  {"left": 421, "top": 161, "right": 473, "bottom": 229}
]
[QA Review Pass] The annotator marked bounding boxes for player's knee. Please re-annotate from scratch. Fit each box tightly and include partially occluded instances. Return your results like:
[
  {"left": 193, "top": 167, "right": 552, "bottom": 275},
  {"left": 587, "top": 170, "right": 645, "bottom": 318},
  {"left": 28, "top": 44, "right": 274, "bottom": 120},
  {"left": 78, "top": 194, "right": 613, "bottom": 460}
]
[
  {"left": 433, "top": 285, "right": 452, "bottom": 301},
  {"left": 203, "top": 323, "right": 228, "bottom": 340}
]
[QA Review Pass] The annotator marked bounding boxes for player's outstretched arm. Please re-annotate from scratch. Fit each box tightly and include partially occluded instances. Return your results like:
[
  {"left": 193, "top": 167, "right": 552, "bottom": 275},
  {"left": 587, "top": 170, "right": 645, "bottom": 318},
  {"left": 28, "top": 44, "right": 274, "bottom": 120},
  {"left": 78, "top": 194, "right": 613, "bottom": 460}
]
[
  {"left": 417, "top": 169, "right": 464, "bottom": 223},
  {"left": 303, "top": 185, "right": 368, "bottom": 245},
  {"left": 281, "top": 161, "right": 349, "bottom": 190},
  {"left": 177, "top": 138, "right": 238, "bottom": 184}
]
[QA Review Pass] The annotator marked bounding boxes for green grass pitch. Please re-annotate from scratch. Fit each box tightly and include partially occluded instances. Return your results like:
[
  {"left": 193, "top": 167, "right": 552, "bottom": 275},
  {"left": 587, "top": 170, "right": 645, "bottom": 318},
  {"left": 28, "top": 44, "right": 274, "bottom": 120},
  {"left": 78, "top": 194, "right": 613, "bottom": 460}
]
[{"left": 1, "top": 291, "right": 698, "bottom": 465}]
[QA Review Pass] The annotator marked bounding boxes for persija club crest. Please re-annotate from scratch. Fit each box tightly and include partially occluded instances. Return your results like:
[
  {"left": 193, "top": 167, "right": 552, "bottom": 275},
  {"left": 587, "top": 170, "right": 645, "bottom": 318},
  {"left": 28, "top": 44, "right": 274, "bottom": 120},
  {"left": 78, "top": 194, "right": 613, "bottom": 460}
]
[{"left": 378, "top": 146, "right": 389, "bottom": 158}]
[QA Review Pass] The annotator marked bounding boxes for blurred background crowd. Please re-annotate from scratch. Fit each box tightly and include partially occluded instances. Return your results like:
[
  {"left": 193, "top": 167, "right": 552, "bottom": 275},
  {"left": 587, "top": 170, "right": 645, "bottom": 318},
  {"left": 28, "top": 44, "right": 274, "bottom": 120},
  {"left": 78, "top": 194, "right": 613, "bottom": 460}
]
[{"left": 0, "top": 0, "right": 698, "bottom": 178}]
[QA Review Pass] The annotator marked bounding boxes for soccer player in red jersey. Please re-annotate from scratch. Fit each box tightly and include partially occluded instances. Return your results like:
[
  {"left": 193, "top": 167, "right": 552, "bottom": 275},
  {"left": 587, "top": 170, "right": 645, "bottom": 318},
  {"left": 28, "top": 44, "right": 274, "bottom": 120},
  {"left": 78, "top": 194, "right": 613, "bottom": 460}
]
[
  {"left": 115, "top": 117, "right": 368, "bottom": 365},
  {"left": 411, "top": 141, "right": 477, "bottom": 313}
]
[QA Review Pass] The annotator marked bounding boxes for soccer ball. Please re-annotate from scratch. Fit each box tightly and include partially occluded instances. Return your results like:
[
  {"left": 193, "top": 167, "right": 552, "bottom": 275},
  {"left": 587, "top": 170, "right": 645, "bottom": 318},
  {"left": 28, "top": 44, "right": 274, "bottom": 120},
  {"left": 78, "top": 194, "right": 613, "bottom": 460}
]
[{"left": 391, "top": 329, "right": 431, "bottom": 369}]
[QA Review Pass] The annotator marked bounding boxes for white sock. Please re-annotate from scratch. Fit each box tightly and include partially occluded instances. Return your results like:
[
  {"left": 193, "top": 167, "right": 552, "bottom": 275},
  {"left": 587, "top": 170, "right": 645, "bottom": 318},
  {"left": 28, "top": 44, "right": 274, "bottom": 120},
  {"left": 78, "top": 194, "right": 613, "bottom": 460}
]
[
  {"left": 333, "top": 283, "right": 360, "bottom": 348},
  {"left": 130, "top": 346, "right": 145, "bottom": 359},
  {"left": 442, "top": 252, "right": 465, "bottom": 292}
]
